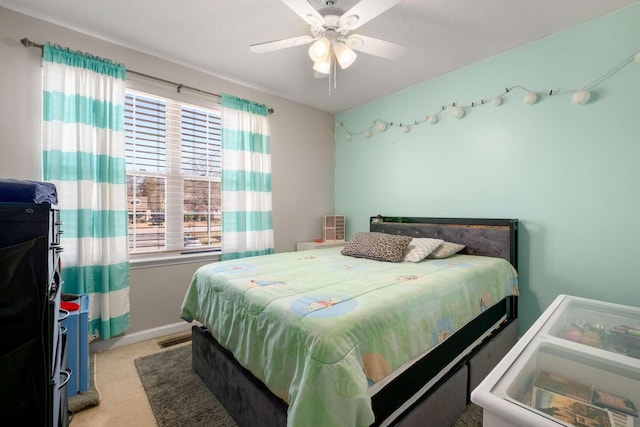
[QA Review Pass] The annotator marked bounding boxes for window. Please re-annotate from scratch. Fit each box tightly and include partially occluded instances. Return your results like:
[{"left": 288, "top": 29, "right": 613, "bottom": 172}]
[{"left": 125, "top": 87, "right": 222, "bottom": 255}]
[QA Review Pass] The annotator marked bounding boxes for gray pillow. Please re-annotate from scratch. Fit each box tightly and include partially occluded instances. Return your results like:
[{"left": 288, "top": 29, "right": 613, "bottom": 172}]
[
  {"left": 341, "top": 232, "right": 412, "bottom": 262},
  {"left": 426, "top": 241, "right": 466, "bottom": 259}
]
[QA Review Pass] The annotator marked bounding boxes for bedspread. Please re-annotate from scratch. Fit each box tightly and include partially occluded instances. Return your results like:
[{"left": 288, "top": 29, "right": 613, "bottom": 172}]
[{"left": 181, "top": 247, "right": 518, "bottom": 427}]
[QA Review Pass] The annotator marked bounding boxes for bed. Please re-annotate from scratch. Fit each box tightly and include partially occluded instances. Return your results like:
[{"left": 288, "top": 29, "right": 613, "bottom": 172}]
[{"left": 181, "top": 217, "right": 519, "bottom": 427}]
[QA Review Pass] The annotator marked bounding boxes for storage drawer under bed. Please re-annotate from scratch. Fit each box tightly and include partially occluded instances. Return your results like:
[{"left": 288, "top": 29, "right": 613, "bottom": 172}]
[{"left": 468, "top": 319, "right": 519, "bottom": 392}]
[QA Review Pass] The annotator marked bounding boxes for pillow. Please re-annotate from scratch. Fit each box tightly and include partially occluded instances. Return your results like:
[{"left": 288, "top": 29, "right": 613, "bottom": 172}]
[
  {"left": 426, "top": 241, "right": 466, "bottom": 259},
  {"left": 401, "top": 238, "right": 444, "bottom": 262},
  {"left": 341, "top": 232, "right": 412, "bottom": 262}
]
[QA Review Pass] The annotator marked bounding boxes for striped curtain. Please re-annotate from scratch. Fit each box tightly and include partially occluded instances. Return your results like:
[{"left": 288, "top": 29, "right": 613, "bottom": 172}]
[
  {"left": 42, "top": 44, "right": 130, "bottom": 340},
  {"left": 220, "top": 94, "right": 274, "bottom": 260}
]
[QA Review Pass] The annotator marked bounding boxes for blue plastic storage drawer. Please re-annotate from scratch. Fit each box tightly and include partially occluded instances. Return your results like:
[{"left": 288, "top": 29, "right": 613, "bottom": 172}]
[{"left": 61, "top": 294, "right": 89, "bottom": 397}]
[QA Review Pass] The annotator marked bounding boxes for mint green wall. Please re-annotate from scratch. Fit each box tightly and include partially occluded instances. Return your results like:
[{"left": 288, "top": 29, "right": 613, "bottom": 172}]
[{"left": 335, "top": 4, "right": 640, "bottom": 334}]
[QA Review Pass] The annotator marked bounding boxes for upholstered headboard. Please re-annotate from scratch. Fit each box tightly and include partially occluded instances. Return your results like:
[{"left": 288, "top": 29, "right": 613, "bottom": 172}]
[{"left": 370, "top": 216, "right": 518, "bottom": 269}]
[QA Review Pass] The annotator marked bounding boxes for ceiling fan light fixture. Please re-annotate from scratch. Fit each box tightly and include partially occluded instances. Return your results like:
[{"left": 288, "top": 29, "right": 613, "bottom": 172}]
[
  {"left": 252, "top": 0, "right": 406, "bottom": 86},
  {"left": 308, "top": 37, "right": 331, "bottom": 62},
  {"left": 334, "top": 42, "right": 357, "bottom": 69},
  {"left": 313, "top": 57, "right": 331, "bottom": 74}
]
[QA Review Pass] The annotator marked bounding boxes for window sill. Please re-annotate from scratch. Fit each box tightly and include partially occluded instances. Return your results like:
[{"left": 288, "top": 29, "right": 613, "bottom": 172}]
[{"left": 130, "top": 250, "right": 221, "bottom": 269}]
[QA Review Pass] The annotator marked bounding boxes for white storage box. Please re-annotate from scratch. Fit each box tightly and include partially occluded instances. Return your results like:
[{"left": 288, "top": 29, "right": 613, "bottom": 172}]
[{"left": 472, "top": 295, "right": 640, "bottom": 427}]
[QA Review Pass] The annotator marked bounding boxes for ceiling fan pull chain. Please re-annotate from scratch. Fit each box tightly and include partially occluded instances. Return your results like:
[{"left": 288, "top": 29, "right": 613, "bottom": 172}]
[
  {"left": 333, "top": 56, "right": 338, "bottom": 91},
  {"left": 328, "top": 59, "right": 333, "bottom": 99}
]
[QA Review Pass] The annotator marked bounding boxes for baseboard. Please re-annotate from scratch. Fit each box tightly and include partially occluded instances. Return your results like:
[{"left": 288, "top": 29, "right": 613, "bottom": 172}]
[{"left": 90, "top": 321, "right": 195, "bottom": 353}]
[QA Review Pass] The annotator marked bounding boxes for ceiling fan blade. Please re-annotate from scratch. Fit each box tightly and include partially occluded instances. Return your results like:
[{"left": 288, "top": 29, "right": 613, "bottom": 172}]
[
  {"left": 339, "top": 0, "right": 403, "bottom": 30},
  {"left": 346, "top": 34, "right": 406, "bottom": 60},
  {"left": 250, "top": 35, "right": 313, "bottom": 53},
  {"left": 281, "top": 0, "right": 325, "bottom": 27}
]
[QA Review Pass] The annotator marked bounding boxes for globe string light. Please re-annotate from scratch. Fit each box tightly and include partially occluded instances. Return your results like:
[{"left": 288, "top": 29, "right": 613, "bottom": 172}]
[{"left": 339, "top": 50, "right": 639, "bottom": 140}]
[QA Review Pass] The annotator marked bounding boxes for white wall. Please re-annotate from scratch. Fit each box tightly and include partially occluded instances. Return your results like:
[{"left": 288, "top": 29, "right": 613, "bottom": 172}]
[{"left": 0, "top": 7, "right": 335, "bottom": 338}]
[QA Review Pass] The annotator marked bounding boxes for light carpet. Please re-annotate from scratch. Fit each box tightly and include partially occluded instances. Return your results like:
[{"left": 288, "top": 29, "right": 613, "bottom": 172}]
[{"left": 134, "top": 345, "right": 482, "bottom": 426}]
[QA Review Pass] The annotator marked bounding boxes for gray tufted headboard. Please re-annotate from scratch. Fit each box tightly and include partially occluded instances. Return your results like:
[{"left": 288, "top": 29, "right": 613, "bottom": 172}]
[{"left": 370, "top": 216, "right": 518, "bottom": 269}]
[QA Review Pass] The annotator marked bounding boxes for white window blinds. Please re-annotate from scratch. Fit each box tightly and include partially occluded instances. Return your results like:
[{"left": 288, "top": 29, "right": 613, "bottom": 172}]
[{"left": 125, "top": 88, "right": 222, "bottom": 255}]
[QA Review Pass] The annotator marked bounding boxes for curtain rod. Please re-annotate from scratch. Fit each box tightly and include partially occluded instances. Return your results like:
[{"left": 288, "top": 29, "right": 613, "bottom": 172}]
[{"left": 20, "top": 37, "right": 274, "bottom": 114}]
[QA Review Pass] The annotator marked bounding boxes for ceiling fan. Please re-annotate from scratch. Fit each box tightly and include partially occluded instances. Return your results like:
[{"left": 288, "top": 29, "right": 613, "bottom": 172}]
[{"left": 250, "top": 0, "right": 406, "bottom": 77}]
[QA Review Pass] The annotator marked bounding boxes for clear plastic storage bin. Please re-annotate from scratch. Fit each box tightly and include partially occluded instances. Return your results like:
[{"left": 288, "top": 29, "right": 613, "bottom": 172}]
[{"left": 472, "top": 295, "right": 640, "bottom": 427}]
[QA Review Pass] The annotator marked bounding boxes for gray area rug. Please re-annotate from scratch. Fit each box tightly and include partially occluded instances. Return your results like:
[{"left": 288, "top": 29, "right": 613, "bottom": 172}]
[
  {"left": 134, "top": 344, "right": 482, "bottom": 426},
  {"left": 135, "top": 344, "right": 237, "bottom": 427}
]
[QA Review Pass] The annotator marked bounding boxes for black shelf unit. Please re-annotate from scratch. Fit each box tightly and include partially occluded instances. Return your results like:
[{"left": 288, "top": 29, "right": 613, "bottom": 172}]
[{"left": 0, "top": 202, "right": 69, "bottom": 426}]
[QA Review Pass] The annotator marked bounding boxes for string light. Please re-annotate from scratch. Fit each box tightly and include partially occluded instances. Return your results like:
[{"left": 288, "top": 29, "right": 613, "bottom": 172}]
[
  {"left": 339, "top": 50, "right": 639, "bottom": 140},
  {"left": 572, "top": 89, "right": 591, "bottom": 105},
  {"left": 524, "top": 92, "right": 538, "bottom": 105},
  {"left": 452, "top": 106, "right": 465, "bottom": 119}
]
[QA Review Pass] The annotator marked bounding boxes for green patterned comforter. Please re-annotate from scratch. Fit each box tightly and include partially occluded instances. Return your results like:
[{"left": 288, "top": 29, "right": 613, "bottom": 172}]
[{"left": 181, "top": 247, "right": 518, "bottom": 427}]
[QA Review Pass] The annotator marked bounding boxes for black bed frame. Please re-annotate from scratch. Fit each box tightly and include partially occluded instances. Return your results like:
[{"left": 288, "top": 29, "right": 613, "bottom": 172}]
[{"left": 191, "top": 217, "right": 519, "bottom": 427}]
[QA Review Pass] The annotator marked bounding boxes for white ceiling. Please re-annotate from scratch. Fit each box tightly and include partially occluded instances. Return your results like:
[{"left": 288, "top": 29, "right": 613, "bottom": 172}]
[{"left": 2, "top": 0, "right": 637, "bottom": 113}]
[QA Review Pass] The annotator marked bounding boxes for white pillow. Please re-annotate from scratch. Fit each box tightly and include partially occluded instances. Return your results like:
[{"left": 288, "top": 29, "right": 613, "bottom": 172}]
[{"left": 401, "top": 238, "right": 444, "bottom": 262}]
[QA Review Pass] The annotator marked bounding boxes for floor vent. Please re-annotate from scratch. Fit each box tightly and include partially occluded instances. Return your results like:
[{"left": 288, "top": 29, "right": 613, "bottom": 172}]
[{"left": 158, "top": 334, "right": 192, "bottom": 348}]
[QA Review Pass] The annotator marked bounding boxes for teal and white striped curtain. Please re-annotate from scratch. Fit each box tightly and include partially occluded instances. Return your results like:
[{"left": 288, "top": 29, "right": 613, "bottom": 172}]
[
  {"left": 42, "top": 44, "right": 130, "bottom": 340},
  {"left": 220, "top": 94, "right": 274, "bottom": 260}
]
